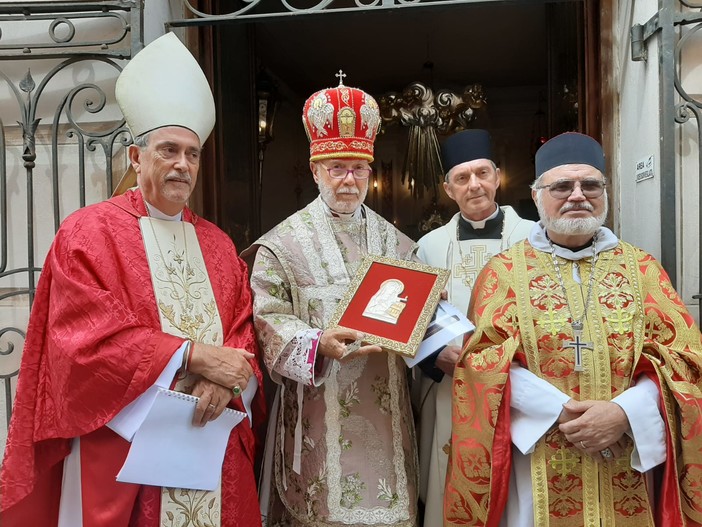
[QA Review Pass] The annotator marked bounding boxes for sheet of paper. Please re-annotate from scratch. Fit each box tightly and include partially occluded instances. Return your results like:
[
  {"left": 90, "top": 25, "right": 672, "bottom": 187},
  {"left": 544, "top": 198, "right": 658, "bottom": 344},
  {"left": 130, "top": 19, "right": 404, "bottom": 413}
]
[
  {"left": 404, "top": 300, "right": 475, "bottom": 368},
  {"left": 116, "top": 388, "right": 246, "bottom": 490},
  {"left": 107, "top": 342, "right": 186, "bottom": 441}
]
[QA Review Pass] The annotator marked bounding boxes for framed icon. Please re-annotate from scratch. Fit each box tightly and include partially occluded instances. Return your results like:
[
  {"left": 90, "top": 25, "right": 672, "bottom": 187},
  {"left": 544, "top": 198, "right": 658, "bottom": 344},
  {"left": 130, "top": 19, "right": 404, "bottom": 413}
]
[{"left": 328, "top": 255, "right": 449, "bottom": 357}]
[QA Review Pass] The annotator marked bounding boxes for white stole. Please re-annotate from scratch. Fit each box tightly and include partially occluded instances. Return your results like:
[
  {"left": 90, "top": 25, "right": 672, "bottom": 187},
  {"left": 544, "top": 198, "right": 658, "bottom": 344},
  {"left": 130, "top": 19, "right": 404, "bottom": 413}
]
[{"left": 140, "top": 216, "right": 226, "bottom": 527}]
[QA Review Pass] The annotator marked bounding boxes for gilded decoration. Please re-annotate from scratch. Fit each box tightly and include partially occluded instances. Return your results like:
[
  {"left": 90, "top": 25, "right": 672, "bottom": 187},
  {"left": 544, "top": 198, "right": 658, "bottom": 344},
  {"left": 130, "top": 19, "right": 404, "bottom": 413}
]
[
  {"left": 151, "top": 242, "right": 219, "bottom": 343},
  {"left": 338, "top": 107, "right": 356, "bottom": 137},
  {"left": 310, "top": 140, "right": 373, "bottom": 154},
  {"left": 327, "top": 255, "right": 448, "bottom": 357}
]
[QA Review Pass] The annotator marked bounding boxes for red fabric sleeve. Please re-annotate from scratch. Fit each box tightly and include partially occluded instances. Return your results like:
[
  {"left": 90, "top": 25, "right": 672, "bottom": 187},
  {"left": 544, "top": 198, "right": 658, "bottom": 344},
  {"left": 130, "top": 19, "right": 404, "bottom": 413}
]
[{"left": 1, "top": 201, "right": 185, "bottom": 512}]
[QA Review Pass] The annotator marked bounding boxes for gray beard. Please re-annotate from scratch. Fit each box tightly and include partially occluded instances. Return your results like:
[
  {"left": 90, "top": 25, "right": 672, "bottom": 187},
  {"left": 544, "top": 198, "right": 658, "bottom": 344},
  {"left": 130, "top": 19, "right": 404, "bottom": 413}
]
[{"left": 536, "top": 192, "right": 608, "bottom": 236}]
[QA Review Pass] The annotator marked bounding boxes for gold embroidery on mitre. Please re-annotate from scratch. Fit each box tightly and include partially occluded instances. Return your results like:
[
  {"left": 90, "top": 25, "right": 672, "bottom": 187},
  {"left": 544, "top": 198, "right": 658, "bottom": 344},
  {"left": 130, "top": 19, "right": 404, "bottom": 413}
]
[
  {"left": 307, "top": 92, "right": 334, "bottom": 137},
  {"left": 360, "top": 97, "right": 381, "bottom": 139},
  {"left": 338, "top": 107, "right": 356, "bottom": 137},
  {"left": 349, "top": 140, "right": 372, "bottom": 151}
]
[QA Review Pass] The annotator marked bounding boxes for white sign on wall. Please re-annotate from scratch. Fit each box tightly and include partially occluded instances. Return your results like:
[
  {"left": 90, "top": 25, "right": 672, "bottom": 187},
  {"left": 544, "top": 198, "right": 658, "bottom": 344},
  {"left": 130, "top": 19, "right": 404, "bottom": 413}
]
[{"left": 635, "top": 155, "right": 655, "bottom": 183}]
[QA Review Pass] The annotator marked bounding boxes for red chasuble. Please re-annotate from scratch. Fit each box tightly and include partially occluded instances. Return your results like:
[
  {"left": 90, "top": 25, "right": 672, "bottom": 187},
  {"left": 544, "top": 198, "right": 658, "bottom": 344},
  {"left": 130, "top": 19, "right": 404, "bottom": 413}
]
[
  {"left": 0, "top": 189, "right": 266, "bottom": 526},
  {"left": 445, "top": 240, "right": 702, "bottom": 527}
]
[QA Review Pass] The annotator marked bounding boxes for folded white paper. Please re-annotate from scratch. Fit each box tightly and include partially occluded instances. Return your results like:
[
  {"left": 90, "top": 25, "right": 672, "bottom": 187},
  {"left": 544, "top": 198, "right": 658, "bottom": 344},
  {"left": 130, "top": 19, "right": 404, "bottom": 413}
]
[
  {"left": 116, "top": 388, "right": 246, "bottom": 490},
  {"left": 404, "top": 300, "right": 475, "bottom": 368},
  {"left": 107, "top": 342, "right": 186, "bottom": 441}
]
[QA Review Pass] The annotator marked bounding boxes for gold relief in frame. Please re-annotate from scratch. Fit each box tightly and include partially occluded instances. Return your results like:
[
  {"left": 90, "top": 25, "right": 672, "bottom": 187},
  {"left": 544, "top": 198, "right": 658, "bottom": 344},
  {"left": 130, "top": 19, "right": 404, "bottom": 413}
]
[{"left": 327, "top": 255, "right": 449, "bottom": 357}]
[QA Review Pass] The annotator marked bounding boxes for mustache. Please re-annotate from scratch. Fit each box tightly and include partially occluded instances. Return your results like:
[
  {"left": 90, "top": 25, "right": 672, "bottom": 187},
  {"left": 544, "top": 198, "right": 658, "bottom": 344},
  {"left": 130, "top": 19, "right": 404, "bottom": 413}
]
[
  {"left": 336, "top": 187, "right": 359, "bottom": 195},
  {"left": 560, "top": 203, "right": 594, "bottom": 213},
  {"left": 165, "top": 172, "right": 192, "bottom": 185}
]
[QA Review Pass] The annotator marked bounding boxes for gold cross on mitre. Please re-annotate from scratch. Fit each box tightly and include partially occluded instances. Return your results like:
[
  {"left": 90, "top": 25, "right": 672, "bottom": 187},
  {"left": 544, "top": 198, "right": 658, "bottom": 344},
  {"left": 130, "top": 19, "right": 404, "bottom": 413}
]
[
  {"left": 336, "top": 69, "right": 347, "bottom": 86},
  {"left": 453, "top": 245, "right": 487, "bottom": 288}
]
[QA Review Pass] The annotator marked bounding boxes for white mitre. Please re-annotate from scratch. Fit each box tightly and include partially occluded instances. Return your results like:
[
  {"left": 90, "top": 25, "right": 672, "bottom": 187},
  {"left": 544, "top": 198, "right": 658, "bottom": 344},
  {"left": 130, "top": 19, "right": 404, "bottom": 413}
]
[{"left": 115, "top": 32, "right": 215, "bottom": 143}]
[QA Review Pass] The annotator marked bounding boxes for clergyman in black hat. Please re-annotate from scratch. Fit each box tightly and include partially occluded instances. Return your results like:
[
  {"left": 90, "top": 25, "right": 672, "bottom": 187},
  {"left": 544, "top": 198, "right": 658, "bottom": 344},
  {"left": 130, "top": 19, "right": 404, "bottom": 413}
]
[
  {"left": 415, "top": 129, "right": 533, "bottom": 524},
  {"left": 445, "top": 132, "right": 702, "bottom": 526}
]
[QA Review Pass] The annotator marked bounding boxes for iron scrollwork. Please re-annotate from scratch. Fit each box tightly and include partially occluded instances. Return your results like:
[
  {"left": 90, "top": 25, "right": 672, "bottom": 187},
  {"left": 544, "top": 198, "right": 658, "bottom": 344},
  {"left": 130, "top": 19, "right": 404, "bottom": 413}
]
[
  {"left": 171, "top": 0, "right": 465, "bottom": 27},
  {"left": 673, "top": 14, "right": 702, "bottom": 316},
  {"left": 0, "top": 0, "right": 141, "bottom": 431}
]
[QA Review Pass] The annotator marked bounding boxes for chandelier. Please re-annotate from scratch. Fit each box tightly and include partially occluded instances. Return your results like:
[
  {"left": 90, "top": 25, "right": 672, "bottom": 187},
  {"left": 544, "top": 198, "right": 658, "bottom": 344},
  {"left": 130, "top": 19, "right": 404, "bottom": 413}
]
[{"left": 379, "top": 82, "right": 487, "bottom": 199}]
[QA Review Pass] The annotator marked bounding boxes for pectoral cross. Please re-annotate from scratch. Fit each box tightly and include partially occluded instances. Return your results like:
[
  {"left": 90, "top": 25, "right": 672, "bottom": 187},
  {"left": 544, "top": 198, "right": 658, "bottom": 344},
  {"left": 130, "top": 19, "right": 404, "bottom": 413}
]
[
  {"left": 563, "top": 322, "right": 593, "bottom": 372},
  {"left": 453, "top": 245, "right": 487, "bottom": 288}
]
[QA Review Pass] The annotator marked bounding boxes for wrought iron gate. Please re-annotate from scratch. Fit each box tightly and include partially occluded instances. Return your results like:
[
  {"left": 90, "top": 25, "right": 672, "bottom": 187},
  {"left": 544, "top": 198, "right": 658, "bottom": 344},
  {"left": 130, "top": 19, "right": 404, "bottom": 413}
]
[
  {"left": 0, "top": 1, "right": 142, "bottom": 441},
  {"left": 632, "top": 0, "right": 702, "bottom": 313}
]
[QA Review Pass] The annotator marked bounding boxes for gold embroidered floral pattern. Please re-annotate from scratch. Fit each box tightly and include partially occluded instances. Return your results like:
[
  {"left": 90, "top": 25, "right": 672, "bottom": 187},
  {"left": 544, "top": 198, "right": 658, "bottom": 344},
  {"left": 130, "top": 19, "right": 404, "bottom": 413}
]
[{"left": 161, "top": 488, "right": 219, "bottom": 527}]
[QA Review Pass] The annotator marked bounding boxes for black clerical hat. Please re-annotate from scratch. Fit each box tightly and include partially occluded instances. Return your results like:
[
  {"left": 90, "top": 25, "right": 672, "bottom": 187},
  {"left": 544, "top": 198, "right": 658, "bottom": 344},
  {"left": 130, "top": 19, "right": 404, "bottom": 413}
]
[
  {"left": 535, "top": 132, "right": 605, "bottom": 178},
  {"left": 441, "top": 129, "right": 492, "bottom": 174}
]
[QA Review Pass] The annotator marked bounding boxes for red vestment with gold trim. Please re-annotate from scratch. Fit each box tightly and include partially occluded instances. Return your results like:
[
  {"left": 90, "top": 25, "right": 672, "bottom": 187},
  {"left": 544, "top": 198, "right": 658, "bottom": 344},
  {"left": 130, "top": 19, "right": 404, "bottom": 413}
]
[{"left": 445, "top": 239, "right": 702, "bottom": 526}]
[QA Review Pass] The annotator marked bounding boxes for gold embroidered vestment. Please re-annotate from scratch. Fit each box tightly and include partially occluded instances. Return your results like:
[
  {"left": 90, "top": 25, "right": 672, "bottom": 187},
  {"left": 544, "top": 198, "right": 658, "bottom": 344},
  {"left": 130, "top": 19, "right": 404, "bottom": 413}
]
[{"left": 445, "top": 240, "right": 702, "bottom": 526}]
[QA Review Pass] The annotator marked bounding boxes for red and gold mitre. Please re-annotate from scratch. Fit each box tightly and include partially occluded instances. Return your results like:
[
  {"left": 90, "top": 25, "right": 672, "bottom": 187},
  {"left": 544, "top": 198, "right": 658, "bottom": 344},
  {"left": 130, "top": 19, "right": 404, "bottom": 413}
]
[{"left": 302, "top": 74, "right": 381, "bottom": 162}]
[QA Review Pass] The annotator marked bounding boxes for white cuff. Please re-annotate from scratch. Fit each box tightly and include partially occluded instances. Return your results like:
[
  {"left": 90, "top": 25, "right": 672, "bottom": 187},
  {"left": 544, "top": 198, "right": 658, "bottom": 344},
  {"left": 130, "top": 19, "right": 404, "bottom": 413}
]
[
  {"left": 612, "top": 376, "right": 666, "bottom": 472},
  {"left": 510, "top": 363, "right": 570, "bottom": 455}
]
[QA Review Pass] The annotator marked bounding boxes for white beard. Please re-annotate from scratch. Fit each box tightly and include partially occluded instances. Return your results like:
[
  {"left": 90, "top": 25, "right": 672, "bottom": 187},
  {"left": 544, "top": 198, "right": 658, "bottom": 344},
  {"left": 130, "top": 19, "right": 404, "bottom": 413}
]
[
  {"left": 536, "top": 191, "right": 608, "bottom": 236},
  {"left": 318, "top": 180, "right": 367, "bottom": 215}
]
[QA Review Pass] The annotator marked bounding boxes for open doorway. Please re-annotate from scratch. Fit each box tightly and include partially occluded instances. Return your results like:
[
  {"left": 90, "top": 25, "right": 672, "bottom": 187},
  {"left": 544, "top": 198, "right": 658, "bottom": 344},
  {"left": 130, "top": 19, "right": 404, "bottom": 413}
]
[{"left": 200, "top": 0, "right": 600, "bottom": 244}]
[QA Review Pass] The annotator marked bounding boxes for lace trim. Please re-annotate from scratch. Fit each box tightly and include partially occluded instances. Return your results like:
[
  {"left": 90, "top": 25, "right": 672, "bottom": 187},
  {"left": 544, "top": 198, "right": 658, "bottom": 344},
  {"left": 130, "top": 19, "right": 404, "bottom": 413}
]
[
  {"left": 274, "top": 328, "right": 324, "bottom": 386},
  {"left": 323, "top": 354, "right": 411, "bottom": 524},
  {"left": 251, "top": 248, "right": 309, "bottom": 375}
]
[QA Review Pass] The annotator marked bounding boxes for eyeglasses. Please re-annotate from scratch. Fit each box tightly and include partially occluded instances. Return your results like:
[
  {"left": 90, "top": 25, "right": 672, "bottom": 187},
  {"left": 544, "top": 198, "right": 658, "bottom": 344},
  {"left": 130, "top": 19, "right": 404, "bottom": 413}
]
[
  {"left": 533, "top": 179, "right": 606, "bottom": 199},
  {"left": 321, "top": 165, "right": 372, "bottom": 180}
]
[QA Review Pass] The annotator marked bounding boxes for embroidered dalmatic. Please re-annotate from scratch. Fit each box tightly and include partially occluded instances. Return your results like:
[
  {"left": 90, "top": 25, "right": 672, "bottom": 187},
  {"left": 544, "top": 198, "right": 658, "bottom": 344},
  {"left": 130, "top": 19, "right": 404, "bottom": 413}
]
[
  {"left": 415, "top": 207, "right": 533, "bottom": 525},
  {"left": 445, "top": 237, "right": 702, "bottom": 527},
  {"left": 248, "top": 197, "right": 419, "bottom": 527}
]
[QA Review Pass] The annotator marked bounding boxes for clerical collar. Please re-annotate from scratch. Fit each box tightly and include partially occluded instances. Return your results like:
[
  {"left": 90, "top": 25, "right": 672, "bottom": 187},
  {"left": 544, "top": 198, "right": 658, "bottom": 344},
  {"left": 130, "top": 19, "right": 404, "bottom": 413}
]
[
  {"left": 144, "top": 200, "right": 183, "bottom": 221},
  {"left": 529, "top": 222, "right": 619, "bottom": 260},
  {"left": 457, "top": 207, "right": 504, "bottom": 241},
  {"left": 460, "top": 203, "right": 499, "bottom": 229},
  {"left": 320, "top": 199, "right": 364, "bottom": 220},
  {"left": 550, "top": 238, "right": 594, "bottom": 253}
]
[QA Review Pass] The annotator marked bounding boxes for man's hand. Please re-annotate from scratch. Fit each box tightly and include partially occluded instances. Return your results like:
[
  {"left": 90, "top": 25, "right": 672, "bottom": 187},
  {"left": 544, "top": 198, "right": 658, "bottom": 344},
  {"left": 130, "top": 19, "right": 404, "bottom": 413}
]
[
  {"left": 318, "top": 328, "right": 381, "bottom": 361},
  {"left": 188, "top": 342, "right": 255, "bottom": 395},
  {"left": 190, "top": 378, "right": 234, "bottom": 427},
  {"left": 557, "top": 399, "right": 582, "bottom": 425},
  {"left": 435, "top": 345, "right": 461, "bottom": 377},
  {"left": 559, "top": 400, "right": 630, "bottom": 453}
]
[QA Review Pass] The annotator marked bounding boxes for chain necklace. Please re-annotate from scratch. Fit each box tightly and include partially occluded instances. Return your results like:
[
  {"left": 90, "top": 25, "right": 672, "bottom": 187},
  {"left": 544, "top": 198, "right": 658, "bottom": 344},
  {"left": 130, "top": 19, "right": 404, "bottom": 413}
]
[{"left": 547, "top": 234, "right": 599, "bottom": 372}]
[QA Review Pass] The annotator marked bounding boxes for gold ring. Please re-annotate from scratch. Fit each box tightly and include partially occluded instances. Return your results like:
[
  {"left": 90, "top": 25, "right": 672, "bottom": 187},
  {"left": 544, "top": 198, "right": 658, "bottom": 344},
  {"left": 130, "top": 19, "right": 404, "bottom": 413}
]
[
  {"left": 580, "top": 440, "right": 587, "bottom": 449},
  {"left": 208, "top": 404, "right": 216, "bottom": 411},
  {"left": 232, "top": 385, "right": 242, "bottom": 397}
]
